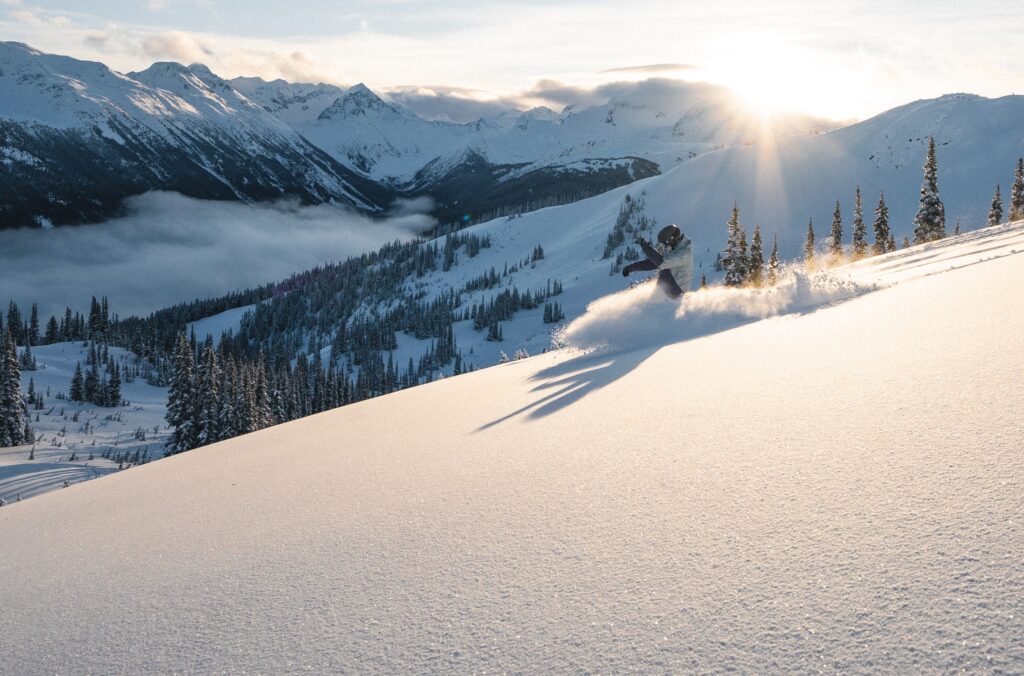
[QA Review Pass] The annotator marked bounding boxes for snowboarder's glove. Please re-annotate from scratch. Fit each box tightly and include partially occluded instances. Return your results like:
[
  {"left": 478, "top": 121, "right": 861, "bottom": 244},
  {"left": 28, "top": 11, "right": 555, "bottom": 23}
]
[
  {"left": 634, "top": 236, "right": 647, "bottom": 246},
  {"left": 622, "top": 267, "right": 630, "bottom": 277}
]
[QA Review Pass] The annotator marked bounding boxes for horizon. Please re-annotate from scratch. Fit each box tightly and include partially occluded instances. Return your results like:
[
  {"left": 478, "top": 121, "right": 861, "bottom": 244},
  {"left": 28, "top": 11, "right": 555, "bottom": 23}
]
[{"left": 3, "top": 0, "right": 1024, "bottom": 121}]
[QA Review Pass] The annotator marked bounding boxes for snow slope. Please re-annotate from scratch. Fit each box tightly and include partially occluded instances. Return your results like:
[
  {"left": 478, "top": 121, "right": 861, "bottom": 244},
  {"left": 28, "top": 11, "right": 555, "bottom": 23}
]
[
  {"left": 386, "top": 90, "right": 1024, "bottom": 372},
  {"left": 1, "top": 225, "right": 1021, "bottom": 673},
  {"left": 631, "top": 93, "right": 1024, "bottom": 257},
  {"left": 0, "top": 343, "right": 170, "bottom": 503}
]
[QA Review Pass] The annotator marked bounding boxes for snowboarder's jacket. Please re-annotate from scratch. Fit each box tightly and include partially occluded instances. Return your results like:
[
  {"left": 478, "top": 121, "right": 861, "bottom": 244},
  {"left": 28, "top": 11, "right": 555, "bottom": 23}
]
[{"left": 623, "top": 235, "right": 693, "bottom": 298}]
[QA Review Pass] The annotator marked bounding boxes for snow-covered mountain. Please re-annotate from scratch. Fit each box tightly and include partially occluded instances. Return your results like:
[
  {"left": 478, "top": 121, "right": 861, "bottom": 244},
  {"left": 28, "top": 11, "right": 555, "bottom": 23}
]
[
  {"left": 2, "top": 224, "right": 1021, "bottom": 672},
  {"left": 289, "top": 77, "right": 833, "bottom": 184},
  {"left": 0, "top": 42, "right": 391, "bottom": 228},
  {"left": 0, "top": 43, "right": 835, "bottom": 229},
  {"left": 228, "top": 76, "right": 345, "bottom": 126}
]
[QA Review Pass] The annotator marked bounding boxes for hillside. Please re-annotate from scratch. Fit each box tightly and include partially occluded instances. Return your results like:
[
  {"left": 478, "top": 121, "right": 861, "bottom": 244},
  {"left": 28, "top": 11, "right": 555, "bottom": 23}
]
[
  {"left": 1, "top": 225, "right": 1021, "bottom": 672},
  {"left": 633, "top": 93, "right": 1024, "bottom": 257}
]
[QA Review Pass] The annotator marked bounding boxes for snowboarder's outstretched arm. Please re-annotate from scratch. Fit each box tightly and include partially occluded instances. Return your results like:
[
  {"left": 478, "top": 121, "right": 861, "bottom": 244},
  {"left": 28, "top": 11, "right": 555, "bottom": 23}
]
[
  {"left": 636, "top": 237, "right": 664, "bottom": 266},
  {"left": 622, "top": 259, "right": 658, "bottom": 276}
]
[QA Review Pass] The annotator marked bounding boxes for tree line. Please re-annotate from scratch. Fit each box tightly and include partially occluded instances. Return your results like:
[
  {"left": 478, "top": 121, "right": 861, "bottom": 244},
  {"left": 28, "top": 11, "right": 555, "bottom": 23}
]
[{"left": 717, "top": 140, "right": 1024, "bottom": 286}]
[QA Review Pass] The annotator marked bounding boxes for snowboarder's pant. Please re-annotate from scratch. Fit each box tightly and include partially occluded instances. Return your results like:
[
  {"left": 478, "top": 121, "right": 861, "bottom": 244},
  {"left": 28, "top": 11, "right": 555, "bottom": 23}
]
[
  {"left": 622, "top": 259, "right": 684, "bottom": 299},
  {"left": 657, "top": 269, "right": 684, "bottom": 299}
]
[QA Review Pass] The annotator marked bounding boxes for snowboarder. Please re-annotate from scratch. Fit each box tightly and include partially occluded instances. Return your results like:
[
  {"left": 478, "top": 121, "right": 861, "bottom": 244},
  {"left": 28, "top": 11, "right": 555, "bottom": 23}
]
[{"left": 622, "top": 224, "right": 693, "bottom": 299}]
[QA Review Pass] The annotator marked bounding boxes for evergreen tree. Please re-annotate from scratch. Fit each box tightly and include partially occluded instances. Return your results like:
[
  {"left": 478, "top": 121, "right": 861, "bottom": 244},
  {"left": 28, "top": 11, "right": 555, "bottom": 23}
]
[
  {"left": 721, "top": 202, "right": 749, "bottom": 286},
  {"left": 829, "top": 200, "right": 844, "bottom": 259},
  {"left": 768, "top": 235, "right": 780, "bottom": 285},
  {"left": 28, "top": 304, "right": 39, "bottom": 346},
  {"left": 1011, "top": 158, "right": 1024, "bottom": 222},
  {"left": 7, "top": 303, "right": 22, "bottom": 346},
  {"left": 988, "top": 184, "right": 1003, "bottom": 226},
  {"left": 254, "top": 358, "right": 271, "bottom": 430},
  {"left": 108, "top": 361, "right": 121, "bottom": 406},
  {"left": 804, "top": 218, "right": 816, "bottom": 267},
  {"left": 851, "top": 187, "right": 868, "bottom": 259},
  {"left": 19, "top": 342, "right": 36, "bottom": 371},
  {"left": 166, "top": 334, "right": 196, "bottom": 454},
  {"left": 195, "top": 345, "right": 221, "bottom": 446},
  {"left": 84, "top": 365, "right": 98, "bottom": 403},
  {"left": 872, "top": 192, "right": 891, "bottom": 255},
  {"left": 1, "top": 331, "right": 26, "bottom": 447},
  {"left": 70, "top": 362, "right": 84, "bottom": 401},
  {"left": 913, "top": 137, "right": 945, "bottom": 243},
  {"left": 749, "top": 224, "right": 765, "bottom": 286},
  {"left": 44, "top": 315, "right": 59, "bottom": 344}
]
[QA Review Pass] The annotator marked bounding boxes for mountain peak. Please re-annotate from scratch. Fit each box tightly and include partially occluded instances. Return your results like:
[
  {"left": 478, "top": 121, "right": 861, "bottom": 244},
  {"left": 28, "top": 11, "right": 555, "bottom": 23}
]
[
  {"left": 318, "top": 83, "right": 403, "bottom": 121},
  {"left": 187, "top": 63, "right": 216, "bottom": 78}
]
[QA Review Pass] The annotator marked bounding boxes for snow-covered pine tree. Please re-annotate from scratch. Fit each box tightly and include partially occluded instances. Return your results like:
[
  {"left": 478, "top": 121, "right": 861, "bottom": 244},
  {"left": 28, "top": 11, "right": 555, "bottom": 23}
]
[
  {"left": 19, "top": 342, "right": 36, "bottom": 371},
  {"left": 254, "top": 358, "right": 271, "bottom": 430},
  {"left": 28, "top": 304, "right": 39, "bottom": 347},
  {"left": 108, "top": 361, "right": 121, "bottom": 407},
  {"left": 988, "top": 184, "right": 1003, "bottom": 226},
  {"left": 829, "top": 200, "right": 844, "bottom": 260},
  {"left": 851, "top": 187, "right": 868, "bottom": 259},
  {"left": 872, "top": 191, "right": 891, "bottom": 255},
  {"left": 1010, "top": 158, "right": 1024, "bottom": 222},
  {"left": 165, "top": 333, "right": 196, "bottom": 454},
  {"left": 721, "top": 202, "right": 749, "bottom": 286},
  {"left": 44, "top": 316, "right": 59, "bottom": 344},
  {"left": 768, "top": 235, "right": 780, "bottom": 285},
  {"left": 70, "top": 362, "right": 84, "bottom": 401},
  {"left": 1, "top": 330, "right": 26, "bottom": 447},
  {"left": 749, "top": 224, "right": 765, "bottom": 287},
  {"left": 913, "top": 137, "right": 945, "bottom": 243},
  {"left": 195, "top": 345, "right": 221, "bottom": 446},
  {"left": 6, "top": 303, "right": 22, "bottom": 346},
  {"left": 804, "top": 219, "right": 816, "bottom": 267}
]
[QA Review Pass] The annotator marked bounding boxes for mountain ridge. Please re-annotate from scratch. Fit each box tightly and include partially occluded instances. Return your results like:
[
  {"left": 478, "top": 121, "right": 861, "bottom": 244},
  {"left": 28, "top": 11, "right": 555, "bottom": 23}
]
[{"left": 0, "top": 42, "right": 835, "bottom": 229}]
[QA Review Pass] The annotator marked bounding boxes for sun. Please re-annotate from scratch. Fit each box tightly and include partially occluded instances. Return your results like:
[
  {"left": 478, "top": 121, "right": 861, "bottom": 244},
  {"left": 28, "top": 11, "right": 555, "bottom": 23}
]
[{"left": 705, "top": 37, "right": 856, "bottom": 121}]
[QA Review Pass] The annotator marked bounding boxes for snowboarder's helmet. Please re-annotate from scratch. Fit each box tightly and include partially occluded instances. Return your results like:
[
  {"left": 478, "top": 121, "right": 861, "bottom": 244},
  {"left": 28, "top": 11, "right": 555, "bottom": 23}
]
[{"left": 658, "top": 224, "right": 682, "bottom": 248}]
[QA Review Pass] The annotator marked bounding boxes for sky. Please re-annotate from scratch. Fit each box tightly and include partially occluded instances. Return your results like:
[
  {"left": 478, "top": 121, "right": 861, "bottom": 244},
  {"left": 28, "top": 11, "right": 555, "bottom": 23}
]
[{"left": 2, "top": 0, "right": 1024, "bottom": 120}]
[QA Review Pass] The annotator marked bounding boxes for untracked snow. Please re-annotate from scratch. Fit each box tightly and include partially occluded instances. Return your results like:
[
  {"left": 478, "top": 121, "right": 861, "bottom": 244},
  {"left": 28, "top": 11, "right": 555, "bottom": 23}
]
[{"left": 0, "top": 228, "right": 1022, "bottom": 673}]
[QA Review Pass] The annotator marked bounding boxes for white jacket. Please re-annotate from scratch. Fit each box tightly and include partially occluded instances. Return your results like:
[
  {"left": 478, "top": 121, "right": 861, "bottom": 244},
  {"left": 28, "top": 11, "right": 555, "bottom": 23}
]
[{"left": 661, "top": 236, "right": 693, "bottom": 291}]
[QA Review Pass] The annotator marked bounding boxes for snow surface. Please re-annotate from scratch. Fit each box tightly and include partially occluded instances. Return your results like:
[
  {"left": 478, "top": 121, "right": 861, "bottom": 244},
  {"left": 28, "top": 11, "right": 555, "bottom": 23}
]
[
  {"left": 1, "top": 226, "right": 1021, "bottom": 673},
  {"left": 0, "top": 343, "right": 170, "bottom": 503},
  {"left": 187, "top": 303, "right": 257, "bottom": 345}
]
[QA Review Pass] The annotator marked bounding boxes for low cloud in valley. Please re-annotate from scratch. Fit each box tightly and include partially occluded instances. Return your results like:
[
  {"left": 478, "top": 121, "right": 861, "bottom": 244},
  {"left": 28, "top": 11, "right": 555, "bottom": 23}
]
[{"left": 0, "top": 192, "right": 433, "bottom": 319}]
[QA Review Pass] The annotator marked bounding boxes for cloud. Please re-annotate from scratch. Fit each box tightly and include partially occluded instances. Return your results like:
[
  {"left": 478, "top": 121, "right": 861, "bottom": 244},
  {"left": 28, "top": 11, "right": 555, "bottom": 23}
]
[
  {"left": 7, "top": 8, "right": 70, "bottom": 28},
  {"left": 600, "top": 63, "right": 700, "bottom": 74},
  {"left": 141, "top": 31, "right": 213, "bottom": 62},
  {"left": 518, "top": 79, "right": 603, "bottom": 109},
  {"left": 81, "top": 27, "right": 336, "bottom": 84},
  {"left": 384, "top": 86, "right": 521, "bottom": 122},
  {"left": 0, "top": 192, "right": 433, "bottom": 319}
]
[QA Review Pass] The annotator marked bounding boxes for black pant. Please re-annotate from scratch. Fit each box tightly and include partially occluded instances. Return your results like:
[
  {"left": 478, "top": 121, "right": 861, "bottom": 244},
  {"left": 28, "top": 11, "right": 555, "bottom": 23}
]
[{"left": 622, "top": 260, "right": 684, "bottom": 299}]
